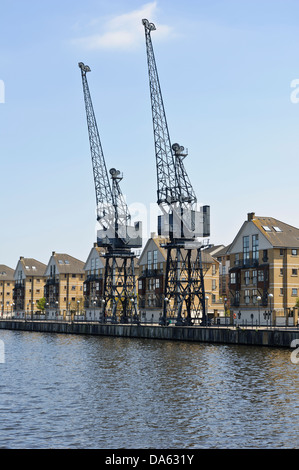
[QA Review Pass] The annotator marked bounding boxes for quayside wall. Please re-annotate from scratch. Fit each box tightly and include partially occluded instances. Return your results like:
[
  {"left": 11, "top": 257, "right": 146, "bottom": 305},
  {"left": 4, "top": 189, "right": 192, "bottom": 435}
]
[{"left": 0, "top": 320, "right": 299, "bottom": 348}]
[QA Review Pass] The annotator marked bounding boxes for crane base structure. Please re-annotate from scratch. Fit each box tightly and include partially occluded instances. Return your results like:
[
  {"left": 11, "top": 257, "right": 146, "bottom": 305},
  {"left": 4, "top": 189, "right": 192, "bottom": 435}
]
[
  {"left": 101, "top": 248, "right": 140, "bottom": 324},
  {"left": 160, "top": 241, "right": 209, "bottom": 326}
]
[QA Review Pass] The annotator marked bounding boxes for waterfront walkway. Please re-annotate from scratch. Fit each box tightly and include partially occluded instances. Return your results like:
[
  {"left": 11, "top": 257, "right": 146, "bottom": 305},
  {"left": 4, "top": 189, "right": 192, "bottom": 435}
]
[{"left": 0, "top": 318, "right": 298, "bottom": 348}]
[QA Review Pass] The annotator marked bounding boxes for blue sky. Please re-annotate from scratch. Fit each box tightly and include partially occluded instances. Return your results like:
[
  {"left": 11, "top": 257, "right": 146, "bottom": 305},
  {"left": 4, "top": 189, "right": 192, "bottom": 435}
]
[{"left": 1, "top": 0, "right": 299, "bottom": 268}]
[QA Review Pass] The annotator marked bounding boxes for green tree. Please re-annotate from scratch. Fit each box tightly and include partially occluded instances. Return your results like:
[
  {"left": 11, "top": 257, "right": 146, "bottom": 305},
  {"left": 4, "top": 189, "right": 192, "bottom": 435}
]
[{"left": 36, "top": 297, "right": 46, "bottom": 311}]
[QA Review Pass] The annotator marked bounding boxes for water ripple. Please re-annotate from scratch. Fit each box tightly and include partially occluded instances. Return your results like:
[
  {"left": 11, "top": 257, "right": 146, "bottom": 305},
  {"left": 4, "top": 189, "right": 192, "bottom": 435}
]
[{"left": 0, "top": 331, "right": 298, "bottom": 448}]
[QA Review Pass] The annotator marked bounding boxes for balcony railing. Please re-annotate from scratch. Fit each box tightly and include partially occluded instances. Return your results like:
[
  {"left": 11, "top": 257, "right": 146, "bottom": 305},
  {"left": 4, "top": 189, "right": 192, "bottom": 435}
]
[
  {"left": 234, "top": 258, "right": 260, "bottom": 268},
  {"left": 140, "top": 268, "right": 164, "bottom": 278}
]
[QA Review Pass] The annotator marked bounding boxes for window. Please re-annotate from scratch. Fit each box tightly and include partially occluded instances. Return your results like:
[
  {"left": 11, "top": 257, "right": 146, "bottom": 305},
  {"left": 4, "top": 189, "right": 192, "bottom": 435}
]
[
  {"left": 244, "top": 271, "right": 250, "bottom": 285},
  {"left": 245, "top": 289, "right": 250, "bottom": 304},
  {"left": 258, "top": 270, "right": 264, "bottom": 282},
  {"left": 252, "top": 270, "right": 257, "bottom": 285},
  {"left": 147, "top": 251, "right": 152, "bottom": 270},
  {"left": 262, "top": 226, "right": 271, "bottom": 232},
  {"left": 138, "top": 280, "right": 143, "bottom": 290},
  {"left": 212, "top": 264, "right": 216, "bottom": 275},
  {"left": 292, "top": 269, "right": 298, "bottom": 276},
  {"left": 252, "top": 290, "right": 258, "bottom": 304},
  {"left": 243, "top": 236, "right": 249, "bottom": 262},
  {"left": 230, "top": 273, "right": 236, "bottom": 284},
  {"left": 280, "top": 288, "right": 284, "bottom": 295},
  {"left": 280, "top": 268, "right": 283, "bottom": 276},
  {"left": 292, "top": 288, "right": 298, "bottom": 296},
  {"left": 72, "top": 286, "right": 76, "bottom": 290},
  {"left": 273, "top": 226, "right": 282, "bottom": 232},
  {"left": 292, "top": 249, "right": 298, "bottom": 256},
  {"left": 280, "top": 249, "right": 284, "bottom": 256},
  {"left": 235, "top": 253, "right": 240, "bottom": 266},
  {"left": 252, "top": 235, "right": 259, "bottom": 260},
  {"left": 155, "top": 278, "right": 160, "bottom": 289},
  {"left": 212, "top": 280, "right": 216, "bottom": 290},
  {"left": 153, "top": 250, "right": 158, "bottom": 270},
  {"left": 263, "top": 249, "right": 268, "bottom": 262}
]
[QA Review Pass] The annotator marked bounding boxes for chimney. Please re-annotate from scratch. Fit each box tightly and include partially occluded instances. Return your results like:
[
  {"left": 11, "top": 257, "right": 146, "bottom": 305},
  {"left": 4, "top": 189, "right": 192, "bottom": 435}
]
[
  {"left": 247, "top": 212, "right": 255, "bottom": 221},
  {"left": 52, "top": 251, "right": 56, "bottom": 256}
]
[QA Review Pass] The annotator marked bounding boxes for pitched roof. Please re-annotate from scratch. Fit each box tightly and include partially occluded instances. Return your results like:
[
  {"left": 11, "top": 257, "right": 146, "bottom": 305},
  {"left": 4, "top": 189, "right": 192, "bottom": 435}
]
[
  {"left": 252, "top": 216, "right": 299, "bottom": 248},
  {"left": 19, "top": 257, "right": 47, "bottom": 276},
  {"left": 147, "top": 237, "right": 217, "bottom": 265},
  {"left": 52, "top": 252, "right": 85, "bottom": 274},
  {"left": 214, "top": 244, "right": 232, "bottom": 257},
  {"left": 0, "top": 265, "right": 15, "bottom": 281},
  {"left": 205, "top": 244, "right": 225, "bottom": 256}
]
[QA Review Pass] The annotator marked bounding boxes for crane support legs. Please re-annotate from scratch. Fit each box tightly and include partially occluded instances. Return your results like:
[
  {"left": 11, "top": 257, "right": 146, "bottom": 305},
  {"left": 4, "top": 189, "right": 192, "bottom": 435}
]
[
  {"left": 160, "top": 244, "right": 207, "bottom": 326},
  {"left": 102, "top": 252, "right": 140, "bottom": 324}
]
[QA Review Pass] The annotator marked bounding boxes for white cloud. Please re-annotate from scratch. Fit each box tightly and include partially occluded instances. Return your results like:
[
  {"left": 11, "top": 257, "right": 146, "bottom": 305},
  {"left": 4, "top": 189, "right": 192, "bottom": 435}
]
[{"left": 72, "top": 2, "right": 172, "bottom": 51}]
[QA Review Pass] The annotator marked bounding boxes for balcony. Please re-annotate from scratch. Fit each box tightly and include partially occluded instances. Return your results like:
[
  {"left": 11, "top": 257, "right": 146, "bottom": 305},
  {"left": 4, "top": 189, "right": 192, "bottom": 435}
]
[
  {"left": 140, "top": 268, "right": 163, "bottom": 278},
  {"left": 45, "top": 277, "right": 59, "bottom": 286},
  {"left": 14, "top": 280, "right": 25, "bottom": 289},
  {"left": 86, "top": 274, "right": 103, "bottom": 282},
  {"left": 234, "top": 258, "right": 259, "bottom": 268}
]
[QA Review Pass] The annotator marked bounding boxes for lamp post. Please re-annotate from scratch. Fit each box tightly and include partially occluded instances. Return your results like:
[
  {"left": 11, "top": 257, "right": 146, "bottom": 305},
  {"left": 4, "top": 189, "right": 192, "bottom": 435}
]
[
  {"left": 100, "top": 298, "right": 105, "bottom": 323},
  {"left": 257, "top": 295, "right": 261, "bottom": 326},
  {"left": 268, "top": 293, "right": 273, "bottom": 327},
  {"left": 205, "top": 295, "right": 209, "bottom": 325}
]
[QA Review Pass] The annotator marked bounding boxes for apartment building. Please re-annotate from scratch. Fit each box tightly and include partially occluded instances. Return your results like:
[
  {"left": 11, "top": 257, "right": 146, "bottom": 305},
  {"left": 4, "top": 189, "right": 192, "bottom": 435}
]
[
  {"left": 214, "top": 244, "right": 231, "bottom": 312},
  {"left": 228, "top": 212, "right": 299, "bottom": 324},
  {"left": 0, "top": 265, "right": 15, "bottom": 316},
  {"left": 138, "top": 235, "right": 221, "bottom": 322},
  {"left": 13, "top": 257, "right": 47, "bottom": 316},
  {"left": 44, "top": 252, "right": 85, "bottom": 318},
  {"left": 84, "top": 244, "right": 105, "bottom": 320}
]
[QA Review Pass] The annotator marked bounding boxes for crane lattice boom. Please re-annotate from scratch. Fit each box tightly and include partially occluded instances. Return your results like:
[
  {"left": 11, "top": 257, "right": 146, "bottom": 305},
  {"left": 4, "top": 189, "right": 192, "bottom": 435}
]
[{"left": 78, "top": 62, "right": 142, "bottom": 249}]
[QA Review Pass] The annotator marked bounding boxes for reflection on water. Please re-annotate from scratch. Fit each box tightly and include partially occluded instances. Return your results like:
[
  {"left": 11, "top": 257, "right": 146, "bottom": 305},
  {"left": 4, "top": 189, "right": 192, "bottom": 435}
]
[{"left": 0, "top": 329, "right": 298, "bottom": 448}]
